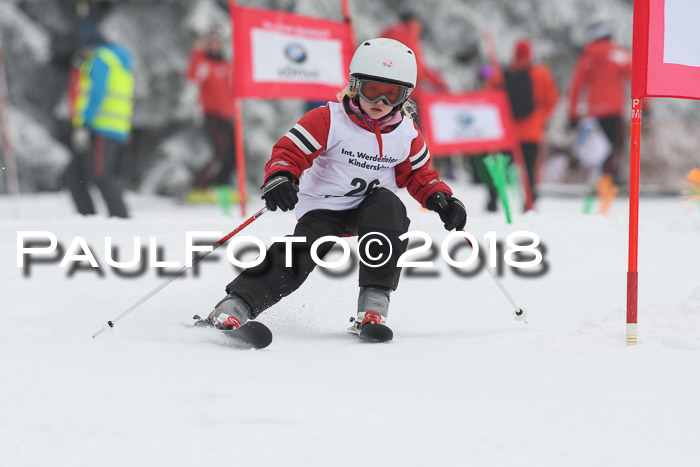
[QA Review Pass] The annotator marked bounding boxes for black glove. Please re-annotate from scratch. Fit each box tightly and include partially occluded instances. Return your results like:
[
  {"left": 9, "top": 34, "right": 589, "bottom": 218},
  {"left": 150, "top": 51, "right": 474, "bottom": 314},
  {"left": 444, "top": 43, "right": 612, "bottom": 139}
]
[
  {"left": 426, "top": 192, "right": 467, "bottom": 231},
  {"left": 566, "top": 117, "right": 579, "bottom": 131},
  {"left": 261, "top": 172, "right": 299, "bottom": 212}
]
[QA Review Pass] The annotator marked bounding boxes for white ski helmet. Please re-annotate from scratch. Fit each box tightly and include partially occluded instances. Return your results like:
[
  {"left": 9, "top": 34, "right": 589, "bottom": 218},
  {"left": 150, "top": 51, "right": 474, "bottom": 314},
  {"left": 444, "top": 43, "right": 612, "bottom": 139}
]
[
  {"left": 349, "top": 38, "right": 418, "bottom": 96},
  {"left": 585, "top": 22, "right": 614, "bottom": 44}
]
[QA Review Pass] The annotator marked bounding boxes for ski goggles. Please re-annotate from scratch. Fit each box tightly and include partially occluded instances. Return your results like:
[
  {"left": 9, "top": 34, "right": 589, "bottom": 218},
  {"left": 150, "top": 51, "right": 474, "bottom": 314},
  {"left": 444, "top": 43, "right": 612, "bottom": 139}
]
[{"left": 356, "top": 79, "right": 411, "bottom": 106}]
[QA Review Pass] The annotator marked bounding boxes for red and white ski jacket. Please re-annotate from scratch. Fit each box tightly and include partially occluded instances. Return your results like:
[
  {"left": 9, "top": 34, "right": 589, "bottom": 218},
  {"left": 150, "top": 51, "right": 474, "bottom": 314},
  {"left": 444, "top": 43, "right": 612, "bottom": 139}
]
[
  {"left": 264, "top": 97, "right": 452, "bottom": 219},
  {"left": 265, "top": 98, "right": 452, "bottom": 218}
]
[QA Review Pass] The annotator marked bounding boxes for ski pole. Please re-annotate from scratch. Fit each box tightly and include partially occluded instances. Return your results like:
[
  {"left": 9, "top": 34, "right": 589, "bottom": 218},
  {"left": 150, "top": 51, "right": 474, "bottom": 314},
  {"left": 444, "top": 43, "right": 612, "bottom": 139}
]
[
  {"left": 475, "top": 251, "right": 528, "bottom": 324},
  {"left": 433, "top": 193, "right": 528, "bottom": 324},
  {"left": 456, "top": 230, "right": 528, "bottom": 324},
  {"left": 92, "top": 206, "right": 269, "bottom": 338}
]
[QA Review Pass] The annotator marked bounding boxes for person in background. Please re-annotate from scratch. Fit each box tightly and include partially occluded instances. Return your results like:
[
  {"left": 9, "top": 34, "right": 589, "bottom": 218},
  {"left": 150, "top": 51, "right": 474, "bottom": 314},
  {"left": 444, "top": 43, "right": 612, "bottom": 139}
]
[
  {"left": 379, "top": 11, "right": 449, "bottom": 99},
  {"left": 185, "top": 25, "right": 237, "bottom": 203},
  {"left": 462, "top": 64, "right": 501, "bottom": 207},
  {"left": 567, "top": 22, "right": 631, "bottom": 187},
  {"left": 478, "top": 40, "right": 558, "bottom": 212},
  {"left": 504, "top": 38, "right": 559, "bottom": 207},
  {"left": 64, "top": 30, "right": 134, "bottom": 218},
  {"left": 379, "top": 11, "right": 456, "bottom": 180}
]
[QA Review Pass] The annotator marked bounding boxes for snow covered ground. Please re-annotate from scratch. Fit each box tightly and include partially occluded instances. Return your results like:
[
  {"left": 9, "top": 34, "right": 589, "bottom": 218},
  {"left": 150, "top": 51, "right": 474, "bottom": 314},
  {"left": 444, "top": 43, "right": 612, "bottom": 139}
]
[{"left": 2, "top": 183, "right": 700, "bottom": 466}]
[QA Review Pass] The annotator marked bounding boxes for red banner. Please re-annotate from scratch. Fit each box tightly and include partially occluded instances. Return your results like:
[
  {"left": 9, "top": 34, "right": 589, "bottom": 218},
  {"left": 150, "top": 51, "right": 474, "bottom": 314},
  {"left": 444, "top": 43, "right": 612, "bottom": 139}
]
[
  {"left": 418, "top": 90, "right": 518, "bottom": 156},
  {"left": 232, "top": 6, "right": 355, "bottom": 100},
  {"left": 633, "top": 0, "right": 700, "bottom": 99}
]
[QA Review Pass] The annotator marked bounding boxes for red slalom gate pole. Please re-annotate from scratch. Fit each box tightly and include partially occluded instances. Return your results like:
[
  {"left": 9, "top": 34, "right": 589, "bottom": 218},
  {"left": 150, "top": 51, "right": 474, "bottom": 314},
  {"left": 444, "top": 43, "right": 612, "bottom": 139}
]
[
  {"left": 483, "top": 31, "right": 503, "bottom": 85},
  {"left": 92, "top": 206, "right": 269, "bottom": 338},
  {"left": 233, "top": 98, "right": 247, "bottom": 216},
  {"left": 0, "top": 39, "right": 20, "bottom": 198},
  {"left": 340, "top": 0, "right": 356, "bottom": 45},
  {"left": 229, "top": 0, "right": 248, "bottom": 217},
  {"left": 626, "top": 98, "right": 642, "bottom": 345}
]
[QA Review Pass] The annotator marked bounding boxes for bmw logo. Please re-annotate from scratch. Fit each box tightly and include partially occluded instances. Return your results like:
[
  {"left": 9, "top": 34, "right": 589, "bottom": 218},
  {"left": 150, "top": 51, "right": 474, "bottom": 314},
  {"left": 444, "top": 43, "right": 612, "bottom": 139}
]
[
  {"left": 458, "top": 113, "right": 474, "bottom": 126},
  {"left": 284, "top": 44, "right": 307, "bottom": 63}
]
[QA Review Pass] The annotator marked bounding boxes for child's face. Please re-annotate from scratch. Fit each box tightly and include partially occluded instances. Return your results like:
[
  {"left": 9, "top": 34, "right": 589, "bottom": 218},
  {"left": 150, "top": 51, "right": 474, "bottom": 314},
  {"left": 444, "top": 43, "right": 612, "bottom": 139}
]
[{"left": 359, "top": 97, "right": 393, "bottom": 120}]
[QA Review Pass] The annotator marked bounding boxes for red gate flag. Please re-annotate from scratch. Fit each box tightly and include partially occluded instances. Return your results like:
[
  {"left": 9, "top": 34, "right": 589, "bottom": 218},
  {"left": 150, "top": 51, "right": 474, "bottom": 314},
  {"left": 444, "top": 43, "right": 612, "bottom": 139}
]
[
  {"left": 633, "top": 0, "right": 700, "bottom": 99},
  {"left": 418, "top": 90, "right": 518, "bottom": 156},
  {"left": 626, "top": 0, "right": 700, "bottom": 344},
  {"left": 232, "top": 5, "right": 355, "bottom": 100},
  {"left": 418, "top": 90, "right": 533, "bottom": 209}
]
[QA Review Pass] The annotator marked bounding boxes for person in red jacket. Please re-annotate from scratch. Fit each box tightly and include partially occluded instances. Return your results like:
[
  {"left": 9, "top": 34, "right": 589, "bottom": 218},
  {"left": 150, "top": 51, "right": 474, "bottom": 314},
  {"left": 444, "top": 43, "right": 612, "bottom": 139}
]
[
  {"left": 186, "top": 25, "right": 237, "bottom": 195},
  {"left": 199, "top": 39, "right": 467, "bottom": 339},
  {"left": 567, "top": 22, "right": 631, "bottom": 185}
]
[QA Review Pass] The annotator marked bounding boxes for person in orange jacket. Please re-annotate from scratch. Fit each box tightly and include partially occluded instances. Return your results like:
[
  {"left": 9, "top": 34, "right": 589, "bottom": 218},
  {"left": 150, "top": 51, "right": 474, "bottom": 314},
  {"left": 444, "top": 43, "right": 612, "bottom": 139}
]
[
  {"left": 481, "top": 39, "right": 558, "bottom": 210},
  {"left": 508, "top": 39, "right": 558, "bottom": 203},
  {"left": 186, "top": 25, "right": 237, "bottom": 194},
  {"left": 567, "top": 22, "right": 631, "bottom": 184}
]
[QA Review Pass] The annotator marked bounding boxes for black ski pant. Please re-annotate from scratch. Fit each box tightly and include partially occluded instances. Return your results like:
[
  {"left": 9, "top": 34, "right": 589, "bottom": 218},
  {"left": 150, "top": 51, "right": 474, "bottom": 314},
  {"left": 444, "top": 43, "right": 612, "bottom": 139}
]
[
  {"left": 196, "top": 114, "right": 236, "bottom": 188},
  {"left": 597, "top": 115, "right": 624, "bottom": 183},
  {"left": 226, "top": 188, "right": 410, "bottom": 317},
  {"left": 521, "top": 142, "right": 539, "bottom": 203},
  {"left": 64, "top": 133, "right": 129, "bottom": 218}
]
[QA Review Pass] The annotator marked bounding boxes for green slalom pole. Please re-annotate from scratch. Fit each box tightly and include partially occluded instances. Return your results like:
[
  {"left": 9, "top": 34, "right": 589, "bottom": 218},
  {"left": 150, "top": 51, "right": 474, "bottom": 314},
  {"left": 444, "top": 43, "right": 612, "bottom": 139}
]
[
  {"left": 483, "top": 153, "right": 512, "bottom": 224},
  {"left": 218, "top": 185, "right": 232, "bottom": 216},
  {"left": 582, "top": 194, "right": 596, "bottom": 214}
]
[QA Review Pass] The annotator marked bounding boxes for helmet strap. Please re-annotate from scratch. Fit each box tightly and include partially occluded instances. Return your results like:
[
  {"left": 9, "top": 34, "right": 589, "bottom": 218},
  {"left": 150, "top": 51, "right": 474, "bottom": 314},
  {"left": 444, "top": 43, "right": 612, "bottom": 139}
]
[{"left": 349, "top": 75, "right": 360, "bottom": 91}]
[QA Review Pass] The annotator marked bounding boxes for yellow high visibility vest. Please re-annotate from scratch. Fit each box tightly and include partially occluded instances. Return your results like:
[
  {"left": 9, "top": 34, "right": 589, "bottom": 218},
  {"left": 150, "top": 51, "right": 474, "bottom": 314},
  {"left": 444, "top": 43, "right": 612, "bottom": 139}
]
[{"left": 73, "top": 47, "right": 134, "bottom": 137}]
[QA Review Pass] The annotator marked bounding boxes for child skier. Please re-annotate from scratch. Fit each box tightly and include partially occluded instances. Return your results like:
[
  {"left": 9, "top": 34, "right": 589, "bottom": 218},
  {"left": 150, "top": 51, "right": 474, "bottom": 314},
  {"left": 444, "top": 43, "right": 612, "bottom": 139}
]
[{"left": 205, "top": 38, "right": 467, "bottom": 339}]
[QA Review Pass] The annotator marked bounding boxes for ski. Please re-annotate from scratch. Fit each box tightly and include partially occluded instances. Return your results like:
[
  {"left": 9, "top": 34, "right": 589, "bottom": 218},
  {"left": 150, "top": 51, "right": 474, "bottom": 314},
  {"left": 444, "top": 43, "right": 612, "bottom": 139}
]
[
  {"left": 349, "top": 318, "right": 393, "bottom": 342},
  {"left": 192, "top": 315, "right": 273, "bottom": 349},
  {"left": 359, "top": 323, "right": 393, "bottom": 342}
]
